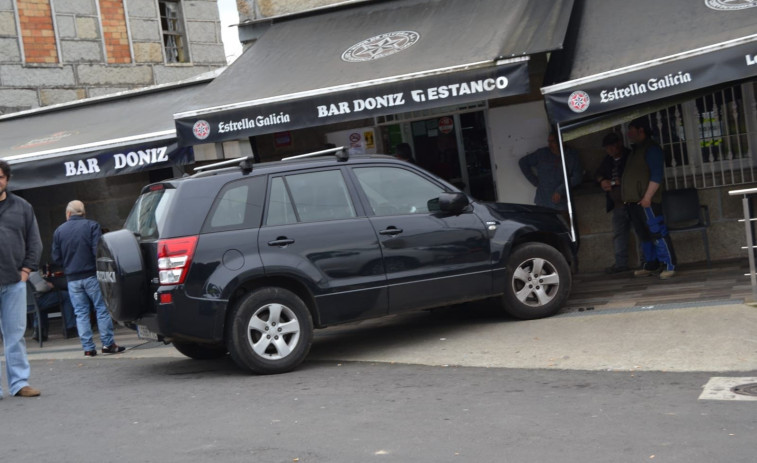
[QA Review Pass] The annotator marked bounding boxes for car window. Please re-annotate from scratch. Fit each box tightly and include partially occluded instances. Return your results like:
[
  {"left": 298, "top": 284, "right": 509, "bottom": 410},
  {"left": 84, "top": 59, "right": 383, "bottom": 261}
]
[
  {"left": 203, "top": 177, "right": 266, "bottom": 233},
  {"left": 266, "top": 170, "right": 355, "bottom": 225},
  {"left": 266, "top": 177, "right": 297, "bottom": 226},
  {"left": 285, "top": 170, "right": 356, "bottom": 222},
  {"left": 124, "top": 187, "right": 175, "bottom": 239},
  {"left": 353, "top": 167, "right": 445, "bottom": 216}
]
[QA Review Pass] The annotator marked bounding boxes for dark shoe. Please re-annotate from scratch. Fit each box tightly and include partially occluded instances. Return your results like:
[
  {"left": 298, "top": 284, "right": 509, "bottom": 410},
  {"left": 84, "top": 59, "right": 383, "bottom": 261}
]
[
  {"left": 15, "top": 386, "right": 41, "bottom": 397},
  {"left": 659, "top": 269, "right": 676, "bottom": 280},
  {"left": 65, "top": 327, "right": 79, "bottom": 338},
  {"left": 84, "top": 350, "right": 97, "bottom": 357},
  {"left": 102, "top": 344, "right": 125, "bottom": 354},
  {"left": 604, "top": 265, "right": 629, "bottom": 274},
  {"left": 31, "top": 330, "right": 48, "bottom": 342}
]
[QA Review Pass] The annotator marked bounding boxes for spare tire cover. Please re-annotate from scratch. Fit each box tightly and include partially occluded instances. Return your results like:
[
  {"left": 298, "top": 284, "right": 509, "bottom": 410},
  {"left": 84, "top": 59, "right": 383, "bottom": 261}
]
[{"left": 97, "top": 229, "right": 148, "bottom": 322}]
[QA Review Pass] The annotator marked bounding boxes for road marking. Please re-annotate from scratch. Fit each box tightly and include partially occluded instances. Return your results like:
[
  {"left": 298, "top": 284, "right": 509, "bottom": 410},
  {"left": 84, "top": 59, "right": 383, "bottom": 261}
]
[{"left": 699, "top": 377, "right": 757, "bottom": 401}]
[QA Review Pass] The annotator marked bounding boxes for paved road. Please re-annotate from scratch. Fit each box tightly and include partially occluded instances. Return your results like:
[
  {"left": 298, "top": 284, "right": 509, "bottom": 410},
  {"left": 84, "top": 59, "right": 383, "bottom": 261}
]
[
  {"left": 2, "top": 357, "right": 756, "bottom": 463},
  {"left": 4, "top": 301, "right": 757, "bottom": 462},
  {"left": 20, "top": 301, "right": 757, "bottom": 372}
]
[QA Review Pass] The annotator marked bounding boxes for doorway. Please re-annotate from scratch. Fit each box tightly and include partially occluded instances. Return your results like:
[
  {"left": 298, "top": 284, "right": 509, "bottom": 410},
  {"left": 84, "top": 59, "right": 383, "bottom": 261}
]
[{"left": 396, "top": 111, "right": 496, "bottom": 201}]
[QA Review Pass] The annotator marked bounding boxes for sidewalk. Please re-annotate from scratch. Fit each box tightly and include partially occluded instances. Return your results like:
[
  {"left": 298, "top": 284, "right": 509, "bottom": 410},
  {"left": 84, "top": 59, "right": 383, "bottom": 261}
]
[{"left": 16, "top": 300, "right": 757, "bottom": 373}]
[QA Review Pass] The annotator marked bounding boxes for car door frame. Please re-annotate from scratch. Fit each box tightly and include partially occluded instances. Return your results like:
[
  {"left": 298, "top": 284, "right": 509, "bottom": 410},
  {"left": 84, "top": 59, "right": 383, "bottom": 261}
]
[{"left": 344, "top": 161, "right": 495, "bottom": 314}]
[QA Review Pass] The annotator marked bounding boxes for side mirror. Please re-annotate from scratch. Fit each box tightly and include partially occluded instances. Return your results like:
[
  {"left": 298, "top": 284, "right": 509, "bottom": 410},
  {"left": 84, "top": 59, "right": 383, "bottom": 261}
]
[{"left": 437, "top": 192, "right": 470, "bottom": 214}]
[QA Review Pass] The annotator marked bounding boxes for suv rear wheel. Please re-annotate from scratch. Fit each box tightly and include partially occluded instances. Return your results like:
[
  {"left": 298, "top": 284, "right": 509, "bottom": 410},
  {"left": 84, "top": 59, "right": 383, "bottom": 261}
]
[
  {"left": 227, "top": 287, "right": 313, "bottom": 374},
  {"left": 173, "top": 340, "right": 228, "bottom": 360},
  {"left": 500, "top": 243, "right": 571, "bottom": 320}
]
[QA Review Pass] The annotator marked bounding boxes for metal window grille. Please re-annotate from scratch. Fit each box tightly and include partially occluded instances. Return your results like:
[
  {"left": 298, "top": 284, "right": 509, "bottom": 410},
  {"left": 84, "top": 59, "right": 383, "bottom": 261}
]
[
  {"left": 648, "top": 82, "right": 757, "bottom": 189},
  {"left": 159, "top": 0, "right": 189, "bottom": 63}
]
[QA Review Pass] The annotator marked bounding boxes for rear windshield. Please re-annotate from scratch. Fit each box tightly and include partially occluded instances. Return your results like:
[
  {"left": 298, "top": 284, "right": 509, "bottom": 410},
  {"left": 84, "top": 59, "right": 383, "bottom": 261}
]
[{"left": 123, "top": 188, "right": 176, "bottom": 240}]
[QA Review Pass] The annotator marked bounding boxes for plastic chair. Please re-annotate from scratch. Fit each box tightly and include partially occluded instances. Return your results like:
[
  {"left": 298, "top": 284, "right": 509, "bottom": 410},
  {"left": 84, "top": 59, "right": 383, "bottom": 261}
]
[
  {"left": 661, "top": 188, "right": 711, "bottom": 267},
  {"left": 26, "top": 281, "right": 69, "bottom": 347},
  {"left": 26, "top": 281, "right": 45, "bottom": 347}
]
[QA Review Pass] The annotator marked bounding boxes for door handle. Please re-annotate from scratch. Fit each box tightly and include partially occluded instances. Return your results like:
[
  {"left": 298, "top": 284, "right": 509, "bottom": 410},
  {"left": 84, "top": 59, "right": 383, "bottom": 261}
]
[
  {"left": 379, "top": 227, "right": 403, "bottom": 236},
  {"left": 268, "top": 237, "right": 295, "bottom": 247}
]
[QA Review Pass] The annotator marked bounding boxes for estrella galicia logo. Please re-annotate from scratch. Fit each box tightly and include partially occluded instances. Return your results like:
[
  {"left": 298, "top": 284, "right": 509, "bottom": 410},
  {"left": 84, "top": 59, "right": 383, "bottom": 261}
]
[
  {"left": 705, "top": 0, "right": 757, "bottom": 10},
  {"left": 342, "top": 31, "right": 420, "bottom": 62},
  {"left": 567, "top": 90, "right": 590, "bottom": 113},
  {"left": 193, "top": 120, "right": 211, "bottom": 140}
]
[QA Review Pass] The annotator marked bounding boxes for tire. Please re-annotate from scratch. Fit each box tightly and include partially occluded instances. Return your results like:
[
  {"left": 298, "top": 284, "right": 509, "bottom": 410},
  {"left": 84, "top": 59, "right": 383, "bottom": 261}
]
[
  {"left": 227, "top": 287, "right": 313, "bottom": 374},
  {"left": 500, "top": 242, "right": 571, "bottom": 320},
  {"left": 96, "top": 229, "right": 148, "bottom": 322},
  {"left": 173, "top": 340, "right": 228, "bottom": 360}
]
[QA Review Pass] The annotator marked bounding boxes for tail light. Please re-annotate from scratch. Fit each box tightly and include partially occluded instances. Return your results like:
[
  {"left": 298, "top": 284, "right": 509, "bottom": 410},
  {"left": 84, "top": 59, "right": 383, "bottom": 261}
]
[{"left": 157, "top": 236, "right": 198, "bottom": 285}]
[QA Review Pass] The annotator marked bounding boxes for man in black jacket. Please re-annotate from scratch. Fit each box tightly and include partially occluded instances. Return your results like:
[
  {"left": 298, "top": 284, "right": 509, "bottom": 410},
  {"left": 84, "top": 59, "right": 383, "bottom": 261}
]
[
  {"left": 52, "top": 200, "right": 125, "bottom": 357},
  {"left": 0, "top": 160, "right": 42, "bottom": 398},
  {"left": 594, "top": 132, "right": 631, "bottom": 274}
]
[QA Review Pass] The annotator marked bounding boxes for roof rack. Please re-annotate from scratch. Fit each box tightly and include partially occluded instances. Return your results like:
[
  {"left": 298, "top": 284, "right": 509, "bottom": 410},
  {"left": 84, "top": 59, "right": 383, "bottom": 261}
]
[
  {"left": 282, "top": 146, "right": 348, "bottom": 162},
  {"left": 194, "top": 155, "right": 254, "bottom": 173}
]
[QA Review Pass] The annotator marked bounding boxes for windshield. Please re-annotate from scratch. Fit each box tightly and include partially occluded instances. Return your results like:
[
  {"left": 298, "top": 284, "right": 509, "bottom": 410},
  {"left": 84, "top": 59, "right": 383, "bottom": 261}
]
[{"left": 123, "top": 188, "right": 175, "bottom": 240}]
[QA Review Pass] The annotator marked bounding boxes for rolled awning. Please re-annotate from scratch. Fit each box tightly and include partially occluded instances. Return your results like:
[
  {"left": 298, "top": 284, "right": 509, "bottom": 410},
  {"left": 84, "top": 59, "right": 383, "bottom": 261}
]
[
  {"left": 174, "top": 0, "right": 574, "bottom": 145},
  {"left": 541, "top": 0, "right": 757, "bottom": 127},
  {"left": 0, "top": 73, "right": 218, "bottom": 190}
]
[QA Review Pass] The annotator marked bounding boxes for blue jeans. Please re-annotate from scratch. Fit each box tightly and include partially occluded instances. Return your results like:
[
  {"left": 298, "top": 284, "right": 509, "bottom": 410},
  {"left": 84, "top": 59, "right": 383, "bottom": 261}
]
[
  {"left": 611, "top": 206, "right": 631, "bottom": 268},
  {"left": 67, "top": 276, "right": 115, "bottom": 352},
  {"left": 32, "top": 290, "right": 77, "bottom": 333},
  {"left": 0, "top": 281, "right": 32, "bottom": 398}
]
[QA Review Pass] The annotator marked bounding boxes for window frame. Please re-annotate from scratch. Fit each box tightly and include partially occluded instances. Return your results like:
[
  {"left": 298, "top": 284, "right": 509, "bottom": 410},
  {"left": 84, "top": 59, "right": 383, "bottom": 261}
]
[{"left": 158, "top": 0, "right": 190, "bottom": 64}]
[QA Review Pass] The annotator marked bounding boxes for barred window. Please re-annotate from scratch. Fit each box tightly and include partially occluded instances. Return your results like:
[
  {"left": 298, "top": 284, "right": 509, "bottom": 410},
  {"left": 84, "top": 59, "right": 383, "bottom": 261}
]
[
  {"left": 159, "top": 0, "right": 189, "bottom": 63},
  {"left": 641, "top": 82, "right": 757, "bottom": 189}
]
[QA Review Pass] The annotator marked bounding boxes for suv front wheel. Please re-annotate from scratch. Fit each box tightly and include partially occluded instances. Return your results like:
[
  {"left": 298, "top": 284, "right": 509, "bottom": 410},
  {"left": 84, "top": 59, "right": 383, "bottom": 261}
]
[
  {"left": 227, "top": 287, "right": 314, "bottom": 374},
  {"left": 500, "top": 243, "right": 571, "bottom": 320}
]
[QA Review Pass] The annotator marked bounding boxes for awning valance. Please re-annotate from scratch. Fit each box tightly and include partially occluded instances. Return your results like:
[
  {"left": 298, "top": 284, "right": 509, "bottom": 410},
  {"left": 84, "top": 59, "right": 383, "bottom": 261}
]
[
  {"left": 174, "top": 0, "right": 574, "bottom": 145},
  {"left": 0, "top": 75, "right": 217, "bottom": 189},
  {"left": 541, "top": 0, "right": 757, "bottom": 126}
]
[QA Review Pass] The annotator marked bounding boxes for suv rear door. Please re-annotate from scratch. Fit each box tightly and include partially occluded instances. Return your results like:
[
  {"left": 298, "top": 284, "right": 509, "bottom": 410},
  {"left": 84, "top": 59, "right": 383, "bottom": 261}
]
[
  {"left": 257, "top": 168, "right": 388, "bottom": 326},
  {"left": 350, "top": 165, "right": 493, "bottom": 313}
]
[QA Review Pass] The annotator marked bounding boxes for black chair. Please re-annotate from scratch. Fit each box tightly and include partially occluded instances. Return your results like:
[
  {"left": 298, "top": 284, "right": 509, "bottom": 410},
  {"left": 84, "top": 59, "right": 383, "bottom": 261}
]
[
  {"left": 25, "top": 281, "right": 69, "bottom": 347},
  {"left": 26, "top": 281, "right": 45, "bottom": 348},
  {"left": 661, "top": 188, "right": 711, "bottom": 267}
]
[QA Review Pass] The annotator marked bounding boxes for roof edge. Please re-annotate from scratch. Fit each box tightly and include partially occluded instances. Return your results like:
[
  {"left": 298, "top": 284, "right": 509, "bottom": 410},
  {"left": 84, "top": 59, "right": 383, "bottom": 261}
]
[
  {"left": 5, "top": 130, "right": 176, "bottom": 164},
  {"left": 0, "top": 68, "right": 224, "bottom": 122},
  {"left": 174, "top": 57, "right": 528, "bottom": 120},
  {"left": 541, "top": 33, "right": 757, "bottom": 95}
]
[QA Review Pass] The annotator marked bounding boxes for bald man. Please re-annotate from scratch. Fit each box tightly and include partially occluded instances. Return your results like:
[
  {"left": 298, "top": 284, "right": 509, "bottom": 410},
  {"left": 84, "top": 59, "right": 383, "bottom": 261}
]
[{"left": 52, "top": 200, "right": 125, "bottom": 357}]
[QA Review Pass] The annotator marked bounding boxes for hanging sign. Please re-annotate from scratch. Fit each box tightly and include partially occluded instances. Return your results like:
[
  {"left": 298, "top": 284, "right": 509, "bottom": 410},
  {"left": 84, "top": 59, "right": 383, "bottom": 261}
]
[
  {"left": 9, "top": 141, "right": 193, "bottom": 190},
  {"left": 176, "top": 62, "right": 529, "bottom": 145}
]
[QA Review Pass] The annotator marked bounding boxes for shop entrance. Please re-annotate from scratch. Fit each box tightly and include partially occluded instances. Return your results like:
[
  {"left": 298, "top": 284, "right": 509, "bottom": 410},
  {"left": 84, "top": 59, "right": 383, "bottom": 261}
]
[{"left": 405, "top": 111, "right": 495, "bottom": 201}]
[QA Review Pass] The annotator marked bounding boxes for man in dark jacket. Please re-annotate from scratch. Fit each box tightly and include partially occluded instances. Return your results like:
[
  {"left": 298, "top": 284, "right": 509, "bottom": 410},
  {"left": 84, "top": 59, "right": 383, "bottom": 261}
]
[
  {"left": 52, "top": 200, "right": 125, "bottom": 357},
  {"left": 623, "top": 117, "right": 676, "bottom": 280},
  {"left": 0, "top": 160, "right": 42, "bottom": 398},
  {"left": 595, "top": 132, "right": 631, "bottom": 274}
]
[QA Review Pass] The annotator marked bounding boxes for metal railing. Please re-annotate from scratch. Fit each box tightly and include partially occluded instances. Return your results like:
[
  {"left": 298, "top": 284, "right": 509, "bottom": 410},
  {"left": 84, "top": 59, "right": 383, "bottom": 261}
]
[{"left": 728, "top": 186, "right": 757, "bottom": 301}]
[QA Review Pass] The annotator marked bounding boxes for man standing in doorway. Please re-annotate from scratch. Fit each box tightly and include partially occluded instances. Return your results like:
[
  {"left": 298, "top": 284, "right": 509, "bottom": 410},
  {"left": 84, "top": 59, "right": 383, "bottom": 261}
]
[
  {"left": 623, "top": 117, "right": 676, "bottom": 279},
  {"left": 519, "top": 131, "right": 583, "bottom": 222},
  {"left": 0, "top": 160, "right": 43, "bottom": 398},
  {"left": 52, "top": 200, "right": 125, "bottom": 357},
  {"left": 595, "top": 132, "right": 631, "bottom": 274}
]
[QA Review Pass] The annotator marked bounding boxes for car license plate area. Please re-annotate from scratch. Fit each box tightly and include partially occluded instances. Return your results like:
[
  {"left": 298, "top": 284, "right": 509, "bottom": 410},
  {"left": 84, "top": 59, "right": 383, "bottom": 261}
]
[{"left": 136, "top": 324, "right": 159, "bottom": 341}]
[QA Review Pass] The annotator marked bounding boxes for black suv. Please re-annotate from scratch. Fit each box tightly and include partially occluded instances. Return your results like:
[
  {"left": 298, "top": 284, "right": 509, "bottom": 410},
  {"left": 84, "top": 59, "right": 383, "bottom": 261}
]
[{"left": 97, "top": 147, "right": 576, "bottom": 374}]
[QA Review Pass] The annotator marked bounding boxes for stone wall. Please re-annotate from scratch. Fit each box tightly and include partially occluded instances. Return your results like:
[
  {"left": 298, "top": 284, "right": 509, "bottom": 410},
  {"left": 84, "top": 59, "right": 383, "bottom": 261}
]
[
  {"left": 573, "top": 183, "right": 754, "bottom": 273},
  {"left": 0, "top": 0, "right": 226, "bottom": 113},
  {"left": 238, "top": 0, "right": 364, "bottom": 21}
]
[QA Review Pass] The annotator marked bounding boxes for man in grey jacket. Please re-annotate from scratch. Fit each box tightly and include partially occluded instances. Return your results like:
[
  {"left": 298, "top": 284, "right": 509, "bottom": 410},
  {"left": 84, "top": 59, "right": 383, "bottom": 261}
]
[{"left": 0, "top": 160, "right": 42, "bottom": 398}]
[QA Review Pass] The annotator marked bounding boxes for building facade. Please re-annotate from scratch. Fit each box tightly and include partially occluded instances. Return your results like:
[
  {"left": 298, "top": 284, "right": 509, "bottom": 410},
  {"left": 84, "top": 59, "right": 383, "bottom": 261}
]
[{"left": 0, "top": 0, "right": 227, "bottom": 114}]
